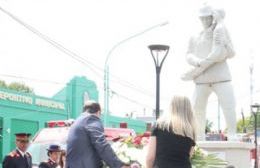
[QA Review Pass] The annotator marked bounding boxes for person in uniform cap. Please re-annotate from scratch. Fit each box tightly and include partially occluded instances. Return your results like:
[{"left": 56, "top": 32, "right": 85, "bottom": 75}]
[
  {"left": 39, "top": 144, "right": 62, "bottom": 168},
  {"left": 2, "top": 133, "right": 32, "bottom": 168}
]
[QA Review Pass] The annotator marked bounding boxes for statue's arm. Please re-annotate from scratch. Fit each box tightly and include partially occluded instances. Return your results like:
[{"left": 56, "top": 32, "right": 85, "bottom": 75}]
[
  {"left": 186, "top": 37, "right": 202, "bottom": 67},
  {"left": 182, "top": 27, "right": 230, "bottom": 80},
  {"left": 199, "top": 26, "right": 227, "bottom": 68}
]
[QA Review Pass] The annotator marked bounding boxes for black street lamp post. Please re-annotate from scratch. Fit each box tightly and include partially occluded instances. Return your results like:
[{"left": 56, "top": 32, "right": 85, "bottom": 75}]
[
  {"left": 148, "top": 44, "right": 170, "bottom": 119},
  {"left": 252, "top": 103, "right": 260, "bottom": 168}
]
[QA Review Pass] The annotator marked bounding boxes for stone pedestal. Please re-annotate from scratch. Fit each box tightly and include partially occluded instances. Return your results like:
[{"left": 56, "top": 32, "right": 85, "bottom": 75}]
[{"left": 197, "top": 141, "right": 254, "bottom": 168}]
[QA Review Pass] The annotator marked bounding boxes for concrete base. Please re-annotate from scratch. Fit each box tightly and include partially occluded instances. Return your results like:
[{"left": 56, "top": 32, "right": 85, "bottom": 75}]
[{"left": 197, "top": 141, "right": 254, "bottom": 168}]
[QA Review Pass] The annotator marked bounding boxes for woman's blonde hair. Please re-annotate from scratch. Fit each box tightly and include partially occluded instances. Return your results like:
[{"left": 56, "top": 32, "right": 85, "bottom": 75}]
[{"left": 157, "top": 95, "right": 196, "bottom": 141}]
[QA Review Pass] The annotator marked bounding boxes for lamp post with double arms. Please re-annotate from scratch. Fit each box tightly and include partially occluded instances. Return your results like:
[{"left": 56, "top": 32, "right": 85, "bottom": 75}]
[
  {"left": 252, "top": 103, "right": 260, "bottom": 168},
  {"left": 148, "top": 44, "right": 170, "bottom": 119}
]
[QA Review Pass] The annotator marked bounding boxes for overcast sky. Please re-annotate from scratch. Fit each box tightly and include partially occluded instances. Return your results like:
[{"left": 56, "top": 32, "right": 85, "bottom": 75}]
[{"left": 0, "top": 0, "right": 260, "bottom": 130}]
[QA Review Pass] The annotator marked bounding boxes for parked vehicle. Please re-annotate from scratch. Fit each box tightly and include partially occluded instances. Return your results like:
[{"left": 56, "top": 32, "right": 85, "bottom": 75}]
[{"left": 27, "top": 120, "right": 135, "bottom": 167}]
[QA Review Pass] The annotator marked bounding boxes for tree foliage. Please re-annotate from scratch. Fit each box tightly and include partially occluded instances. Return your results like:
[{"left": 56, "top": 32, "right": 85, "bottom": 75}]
[
  {"left": 205, "top": 119, "right": 213, "bottom": 133},
  {"left": 236, "top": 113, "right": 260, "bottom": 133},
  {"left": 237, "top": 115, "right": 253, "bottom": 133},
  {"left": 0, "top": 80, "right": 34, "bottom": 94},
  {"left": 0, "top": 80, "right": 7, "bottom": 88}
]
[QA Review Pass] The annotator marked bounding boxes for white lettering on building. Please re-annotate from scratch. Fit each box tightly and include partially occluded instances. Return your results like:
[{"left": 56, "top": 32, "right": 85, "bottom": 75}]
[
  {"left": 0, "top": 91, "right": 33, "bottom": 104},
  {"left": 0, "top": 91, "right": 65, "bottom": 110},
  {"left": 35, "top": 98, "right": 65, "bottom": 110}
]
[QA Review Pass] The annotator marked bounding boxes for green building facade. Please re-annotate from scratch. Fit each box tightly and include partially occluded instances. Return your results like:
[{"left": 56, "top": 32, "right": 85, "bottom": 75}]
[{"left": 0, "top": 76, "right": 146, "bottom": 162}]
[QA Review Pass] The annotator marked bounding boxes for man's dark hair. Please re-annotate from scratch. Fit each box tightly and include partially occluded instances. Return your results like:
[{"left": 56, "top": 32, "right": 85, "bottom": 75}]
[
  {"left": 47, "top": 151, "right": 52, "bottom": 157},
  {"left": 83, "top": 101, "right": 101, "bottom": 114}
]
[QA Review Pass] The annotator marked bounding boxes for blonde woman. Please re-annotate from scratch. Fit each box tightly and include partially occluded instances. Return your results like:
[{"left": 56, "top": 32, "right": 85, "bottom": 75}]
[{"left": 146, "top": 96, "right": 196, "bottom": 168}]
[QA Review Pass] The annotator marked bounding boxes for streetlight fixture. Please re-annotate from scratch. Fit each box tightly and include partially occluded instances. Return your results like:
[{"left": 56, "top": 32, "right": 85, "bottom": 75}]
[
  {"left": 148, "top": 44, "right": 170, "bottom": 119},
  {"left": 103, "top": 22, "right": 169, "bottom": 126},
  {"left": 251, "top": 103, "right": 260, "bottom": 168}
]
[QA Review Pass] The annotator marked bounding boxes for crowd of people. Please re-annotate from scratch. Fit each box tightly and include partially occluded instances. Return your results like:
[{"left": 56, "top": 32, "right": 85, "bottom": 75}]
[
  {"left": 2, "top": 3, "right": 237, "bottom": 167},
  {"left": 2, "top": 133, "right": 66, "bottom": 168},
  {"left": 2, "top": 95, "right": 198, "bottom": 168}
]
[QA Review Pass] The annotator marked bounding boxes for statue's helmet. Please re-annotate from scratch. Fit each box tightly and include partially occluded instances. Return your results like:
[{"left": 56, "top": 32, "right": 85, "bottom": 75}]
[
  {"left": 198, "top": 5, "right": 213, "bottom": 17},
  {"left": 213, "top": 9, "right": 225, "bottom": 21}
]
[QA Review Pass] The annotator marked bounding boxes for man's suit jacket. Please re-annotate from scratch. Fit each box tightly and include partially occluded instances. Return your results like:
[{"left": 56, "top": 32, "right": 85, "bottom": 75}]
[
  {"left": 2, "top": 149, "right": 32, "bottom": 168},
  {"left": 66, "top": 113, "right": 124, "bottom": 168}
]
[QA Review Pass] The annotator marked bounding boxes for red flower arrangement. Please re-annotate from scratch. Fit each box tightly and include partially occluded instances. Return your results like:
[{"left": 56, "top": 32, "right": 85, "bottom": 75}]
[{"left": 112, "top": 131, "right": 151, "bottom": 148}]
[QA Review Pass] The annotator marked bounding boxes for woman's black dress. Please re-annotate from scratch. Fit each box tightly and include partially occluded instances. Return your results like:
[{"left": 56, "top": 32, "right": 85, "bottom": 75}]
[{"left": 151, "top": 127, "right": 195, "bottom": 168}]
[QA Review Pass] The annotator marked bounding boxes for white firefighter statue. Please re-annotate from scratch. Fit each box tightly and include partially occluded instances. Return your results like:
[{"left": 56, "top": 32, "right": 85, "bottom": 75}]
[{"left": 182, "top": 5, "right": 236, "bottom": 141}]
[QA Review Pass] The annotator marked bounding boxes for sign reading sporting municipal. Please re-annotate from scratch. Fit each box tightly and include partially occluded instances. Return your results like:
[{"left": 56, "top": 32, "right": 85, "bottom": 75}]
[{"left": 0, "top": 90, "right": 65, "bottom": 110}]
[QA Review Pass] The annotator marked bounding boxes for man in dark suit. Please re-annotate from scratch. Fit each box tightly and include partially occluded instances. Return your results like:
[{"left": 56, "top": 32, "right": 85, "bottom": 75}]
[
  {"left": 3, "top": 133, "right": 32, "bottom": 168},
  {"left": 66, "top": 101, "right": 130, "bottom": 168},
  {"left": 39, "top": 144, "right": 62, "bottom": 168}
]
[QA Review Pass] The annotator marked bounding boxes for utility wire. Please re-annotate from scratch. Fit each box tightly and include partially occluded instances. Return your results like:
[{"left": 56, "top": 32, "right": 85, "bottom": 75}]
[
  {"left": 3, "top": 6, "right": 254, "bottom": 106},
  {"left": 0, "top": 73, "right": 153, "bottom": 108},
  {"left": 0, "top": 6, "right": 103, "bottom": 79},
  {"left": 2, "top": 73, "right": 260, "bottom": 112},
  {"left": 0, "top": 6, "right": 156, "bottom": 99},
  {"left": 112, "top": 90, "right": 153, "bottom": 109}
]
